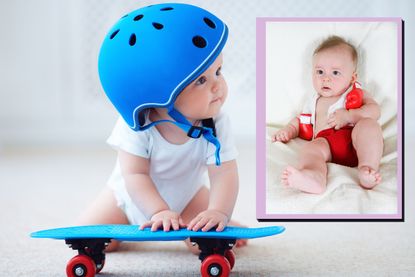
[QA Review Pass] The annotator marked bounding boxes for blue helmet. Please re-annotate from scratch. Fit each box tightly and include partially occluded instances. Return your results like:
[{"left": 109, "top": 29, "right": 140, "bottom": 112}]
[{"left": 98, "top": 3, "right": 228, "bottom": 165}]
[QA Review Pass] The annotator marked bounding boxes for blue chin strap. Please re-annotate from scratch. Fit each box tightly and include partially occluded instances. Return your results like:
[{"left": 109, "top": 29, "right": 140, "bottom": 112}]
[{"left": 138, "top": 108, "right": 221, "bottom": 166}]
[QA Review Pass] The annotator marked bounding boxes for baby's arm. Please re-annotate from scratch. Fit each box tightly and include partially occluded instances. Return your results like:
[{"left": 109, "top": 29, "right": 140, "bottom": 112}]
[
  {"left": 118, "top": 149, "right": 185, "bottom": 231},
  {"left": 347, "top": 94, "right": 381, "bottom": 123},
  {"left": 271, "top": 117, "right": 299, "bottom": 143},
  {"left": 187, "top": 160, "right": 239, "bottom": 232},
  {"left": 327, "top": 94, "right": 381, "bottom": 129}
]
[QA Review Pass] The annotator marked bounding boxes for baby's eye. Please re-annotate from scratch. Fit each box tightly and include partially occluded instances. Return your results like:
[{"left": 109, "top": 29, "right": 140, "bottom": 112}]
[
  {"left": 333, "top": 70, "right": 341, "bottom": 76},
  {"left": 195, "top": 76, "right": 207, "bottom": 85},
  {"left": 216, "top": 67, "right": 222, "bottom": 76},
  {"left": 316, "top": 69, "right": 324, "bottom": 75}
]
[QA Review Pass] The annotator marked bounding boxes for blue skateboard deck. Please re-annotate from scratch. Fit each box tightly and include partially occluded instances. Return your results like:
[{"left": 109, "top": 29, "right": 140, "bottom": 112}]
[
  {"left": 31, "top": 225, "right": 285, "bottom": 277},
  {"left": 31, "top": 225, "right": 285, "bottom": 241}
]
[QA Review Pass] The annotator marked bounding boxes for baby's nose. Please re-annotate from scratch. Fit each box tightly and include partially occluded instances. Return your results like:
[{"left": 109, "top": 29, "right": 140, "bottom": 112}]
[
  {"left": 322, "top": 75, "right": 331, "bottom": 82},
  {"left": 212, "top": 81, "right": 220, "bottom": 93}
]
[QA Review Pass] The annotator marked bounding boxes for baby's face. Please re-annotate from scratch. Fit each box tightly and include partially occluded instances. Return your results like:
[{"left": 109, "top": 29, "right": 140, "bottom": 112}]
[
  {"left": 312, "top": 46, "right": 356, "bottom": 97},
  {"left": 175, "top": 54, "right": 228, "bottom": 121}
]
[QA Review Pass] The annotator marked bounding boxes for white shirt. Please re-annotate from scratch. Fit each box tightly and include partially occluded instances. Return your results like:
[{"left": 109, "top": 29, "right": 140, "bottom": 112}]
[
  {"left": 106, "top": 111, "right": 238, "bottom": 224},
  {"left": 302, "top": 84, "right": 357, "bottom": 125}
]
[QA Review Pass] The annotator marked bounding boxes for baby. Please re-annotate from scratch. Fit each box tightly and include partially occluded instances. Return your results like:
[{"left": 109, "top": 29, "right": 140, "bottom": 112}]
[
  {"left": 272, "top": 35, "right": 383, "bottom": 194},
  {"left": 77, "top": 3, "right": 246, "bottom": 252}
]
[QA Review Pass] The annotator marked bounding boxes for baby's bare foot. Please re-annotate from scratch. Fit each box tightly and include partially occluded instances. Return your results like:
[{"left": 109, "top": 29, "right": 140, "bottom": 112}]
[
  {"left": 281, "top": 166, "right": 325, "bottom": 194},
  {"left": 358, "top": 166, "right": 381, "bottom": 189},
  {"left": 281, "top": 167, "right": 292, "bottom": 187}
]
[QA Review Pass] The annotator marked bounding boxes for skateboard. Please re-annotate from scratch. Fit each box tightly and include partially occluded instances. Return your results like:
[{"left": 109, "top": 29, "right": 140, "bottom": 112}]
[{"left": 31, "top": 225, "right": 285, "bottom": 277}]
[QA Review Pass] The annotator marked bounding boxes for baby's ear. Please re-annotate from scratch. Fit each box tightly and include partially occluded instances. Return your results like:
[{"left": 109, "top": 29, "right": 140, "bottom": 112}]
[{"left": 351, "top": 72, "right": 358, "bottom": 83}]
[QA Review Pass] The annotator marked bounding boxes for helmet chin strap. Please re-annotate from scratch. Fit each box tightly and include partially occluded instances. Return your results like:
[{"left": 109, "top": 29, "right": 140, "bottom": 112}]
[
  {"left": 136, "top": 107, "right": 221, "bottom": 165},
  {"left": 167, "top": 107, "right": 221, "bottom": 166}
]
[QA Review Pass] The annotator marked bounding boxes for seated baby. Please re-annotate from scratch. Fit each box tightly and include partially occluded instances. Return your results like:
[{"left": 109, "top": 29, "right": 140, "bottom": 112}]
[{"left": 272, "top": 35, "right": 383, "bottom": 194}]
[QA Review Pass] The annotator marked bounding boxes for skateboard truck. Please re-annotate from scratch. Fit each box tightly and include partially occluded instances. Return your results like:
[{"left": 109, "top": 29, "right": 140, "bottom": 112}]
[
  {"left": 191, "top": 237, "right": 236, "bottom": 277},
  {"left": 65, "top": 238, "right": 110, "bottom": 276}
]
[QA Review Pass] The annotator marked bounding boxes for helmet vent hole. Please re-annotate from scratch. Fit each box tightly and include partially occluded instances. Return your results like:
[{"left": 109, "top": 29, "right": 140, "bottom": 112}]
[
  {"left": 192, "top": 36, "right": 207, "bottom": 48},
  {"left": 121, "top": 14, "right": 128, "bottom": 19},
  {"left": 203, "top": 17, "right": 216, "bottom": 29},
  {"left": 110, "top": 29, "right": 120, "bottom": 40},
  {"left": 134, "top": 14, "right": 144, "bottom": 21},
  {"left": 152, "top": 22, "right": 164, "bottom": 30},
  {"left": 129, "top": 34, "right": 136, "bottom": 46},
  {"left": 160, "top": 7, "right": 173, "bottom": 11}
]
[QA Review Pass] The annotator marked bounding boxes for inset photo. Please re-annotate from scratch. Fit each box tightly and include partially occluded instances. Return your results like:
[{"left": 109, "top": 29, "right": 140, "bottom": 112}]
[{"left": 256, "top": 18, "right": 403, "bottom": 220}]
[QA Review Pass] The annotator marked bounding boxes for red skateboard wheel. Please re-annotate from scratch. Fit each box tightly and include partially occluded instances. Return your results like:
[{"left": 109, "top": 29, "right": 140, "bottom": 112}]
[
  {"left": 66, "top": 254, "right": 96, "bottom": 277},
  {"left": 201, "top": 254, "right": 231, "bottom": 277},
  {"left": 224, "top": 249, "right": 235, "bottom": 270}
]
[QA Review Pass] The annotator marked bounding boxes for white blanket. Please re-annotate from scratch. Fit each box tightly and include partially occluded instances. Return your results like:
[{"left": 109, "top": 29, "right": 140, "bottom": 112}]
[{"left": 266, "top": 126, "right": 397, "bottom": 214}]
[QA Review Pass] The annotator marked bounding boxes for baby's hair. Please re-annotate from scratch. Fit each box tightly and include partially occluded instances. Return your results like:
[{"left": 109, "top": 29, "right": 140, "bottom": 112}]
[{"left": 314, "top": 35, "right": 358, "bottom": 68}]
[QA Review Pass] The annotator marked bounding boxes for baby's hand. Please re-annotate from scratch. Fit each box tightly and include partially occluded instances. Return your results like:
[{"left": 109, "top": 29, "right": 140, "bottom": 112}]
[
  {"left": 271, "top": 125, "right": 296, "bottom": 143},
  {"left": 327, "top": 109, "right": 351, "bottom": 130},
  {"left": 140, "top": 210, "right": 186, "bottom": 232},
  {"left": 187, "top": 209, "right": 229, "bottom": 232}
]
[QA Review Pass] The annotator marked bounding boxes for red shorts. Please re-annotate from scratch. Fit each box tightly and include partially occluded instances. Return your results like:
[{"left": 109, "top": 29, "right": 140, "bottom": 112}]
[{"left": 315, "top": 126, "right": 358, "bottom": 167}]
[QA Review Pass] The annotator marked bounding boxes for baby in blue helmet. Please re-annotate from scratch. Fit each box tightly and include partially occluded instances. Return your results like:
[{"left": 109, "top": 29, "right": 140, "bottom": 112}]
[{"left": 77, "top": 3, "right": 246, "bottom": 252}]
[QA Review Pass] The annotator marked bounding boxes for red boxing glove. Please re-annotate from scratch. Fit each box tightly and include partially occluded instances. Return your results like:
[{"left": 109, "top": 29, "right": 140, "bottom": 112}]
[
  {"left": 345, "top": 83, "right": 364, "bottom": 110},
  {"left": 298, "top": 113, "right": 313, "bottom": 141}
]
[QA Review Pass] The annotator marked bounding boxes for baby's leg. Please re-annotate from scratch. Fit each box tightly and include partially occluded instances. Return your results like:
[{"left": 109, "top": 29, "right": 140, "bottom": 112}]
[
  {"left": 352, "top": 118, "right": 383, "bottom": 189},
  {"left": 76, "top": 187, "right": 129, "bottom": 252},
  {"left": 281, "top": 138, "right": 331, "bottom": 194},
  {"left": 180, "top": 186, "right": 247, "bottom": 254}
]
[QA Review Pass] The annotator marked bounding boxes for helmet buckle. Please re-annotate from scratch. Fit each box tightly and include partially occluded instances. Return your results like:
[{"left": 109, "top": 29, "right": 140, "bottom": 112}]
[{"left": 187, "top": 126, "right": 203, "bottom": 138}]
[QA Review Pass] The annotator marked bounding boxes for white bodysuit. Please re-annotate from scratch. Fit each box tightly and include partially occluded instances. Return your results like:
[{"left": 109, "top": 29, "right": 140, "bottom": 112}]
[
  {"left": 300, "top": 83, "right": 361, "bottom": 132},
  {"left": 106, "top": 112, "right": 238, "bottom": 225},
  {"left": 302, "top": 84, "right": 357, "bottom": 126}
]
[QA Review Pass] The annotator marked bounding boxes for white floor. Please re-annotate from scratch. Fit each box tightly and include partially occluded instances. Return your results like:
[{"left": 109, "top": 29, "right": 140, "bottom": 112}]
[{"left": 1, "top": 141, "right": 414, "bottom": 276}]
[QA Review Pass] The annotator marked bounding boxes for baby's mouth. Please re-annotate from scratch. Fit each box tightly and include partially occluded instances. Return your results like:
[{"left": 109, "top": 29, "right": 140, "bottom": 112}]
[
  {"left": 322, "top": 86, "right": 331, "bottom": 91},
  {"left": 211, "top": 97, "right": 222, "bottom": 103}
]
